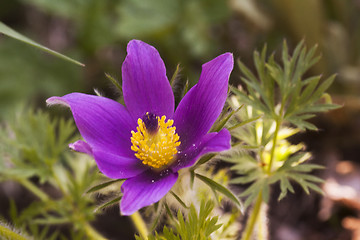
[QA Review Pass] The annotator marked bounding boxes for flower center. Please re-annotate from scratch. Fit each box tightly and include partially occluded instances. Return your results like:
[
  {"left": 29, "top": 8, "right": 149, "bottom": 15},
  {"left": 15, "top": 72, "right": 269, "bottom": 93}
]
[{"left": 130, "top": 113, "right": 181, "bottom": 169}]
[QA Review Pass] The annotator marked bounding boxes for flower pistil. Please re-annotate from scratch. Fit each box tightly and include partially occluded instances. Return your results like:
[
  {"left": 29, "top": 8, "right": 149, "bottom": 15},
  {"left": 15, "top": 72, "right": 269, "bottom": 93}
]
[{"left": 131, "top": 113, "right": 180, "bottom": 168}]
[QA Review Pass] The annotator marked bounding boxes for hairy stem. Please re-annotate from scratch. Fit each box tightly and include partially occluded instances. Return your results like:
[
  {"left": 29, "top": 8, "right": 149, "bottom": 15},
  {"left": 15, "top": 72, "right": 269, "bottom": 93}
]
[
  {"left": 258, "top": 201, "right": 268, "bottom": 240},
  {"left": 242, "top": 111, "right": 282, "bottom": 240},
  {"left": 0, "top": 223, "right": 27, "bottom": 240},
  {"left": 131, "top": 211, "right": 148, "bottom": 239},
  {"left": 241, "top": 192, "right": 263, "bottom": 240}
]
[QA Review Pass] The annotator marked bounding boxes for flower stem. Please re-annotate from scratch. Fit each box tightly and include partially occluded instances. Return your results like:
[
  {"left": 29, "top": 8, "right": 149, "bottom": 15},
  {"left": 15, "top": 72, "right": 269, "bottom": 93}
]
[
  {"left": 0, "top": 223, "right": 27, "bottom": 240},
  {"left": 266, "top": 117, "right": 281, "bottom": 174},
  {"left": 241, "top": 191, "right": 263, "bottom": 240},
  {"left": 267, "top": 98, "right": 284, "bottom": 174},
  {"left": 84, "top": 222, "right": 106, "bottom": 240},
  {"left": 257, "top": 201, "right": 268, "bottom": 240},
  {"left": 130, "top": 211, "right": 148, "bottom": 239}
]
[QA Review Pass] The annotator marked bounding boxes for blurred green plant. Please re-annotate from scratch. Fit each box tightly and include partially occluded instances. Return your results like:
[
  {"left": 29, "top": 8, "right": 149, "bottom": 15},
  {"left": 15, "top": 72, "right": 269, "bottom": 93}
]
[
  {"left": 17, "top": 0, "right": 232, "bottom": 86},
  {"left": 0, "top": 22, "right": 84, "bottom": 117},
  {"left": 0, "top": 220, "right": 29, "bottom": 240},
  {"left": 0, "top": 39, "right": 81, "bottom": 118},
  {"left": 223, "top": 41, "right": 339, "bottom": 240},
  {"left": 0, "top": 108, "right": 104, "bottom": 239}
]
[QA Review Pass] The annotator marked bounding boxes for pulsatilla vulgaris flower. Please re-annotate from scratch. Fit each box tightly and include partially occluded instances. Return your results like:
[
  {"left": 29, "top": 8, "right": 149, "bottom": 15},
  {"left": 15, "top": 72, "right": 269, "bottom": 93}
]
[{"left": 47, "top": 40, "right": 233, "bottom": 215}]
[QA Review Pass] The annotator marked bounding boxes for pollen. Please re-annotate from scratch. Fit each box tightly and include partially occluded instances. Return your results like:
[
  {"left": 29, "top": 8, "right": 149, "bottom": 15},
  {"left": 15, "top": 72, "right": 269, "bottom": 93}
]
[{"left": 130, "top": 115, "right": 181, "bottom": 169}]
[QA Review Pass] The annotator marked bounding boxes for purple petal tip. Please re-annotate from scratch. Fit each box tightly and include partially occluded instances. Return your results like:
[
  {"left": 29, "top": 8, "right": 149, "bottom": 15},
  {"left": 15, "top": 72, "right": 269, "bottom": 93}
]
[
  {"left": 46, "top": 96, "right": 69, "bottom": 108},
  {"left": 69, "top": 140, "right": 92, "bottom": 155}
]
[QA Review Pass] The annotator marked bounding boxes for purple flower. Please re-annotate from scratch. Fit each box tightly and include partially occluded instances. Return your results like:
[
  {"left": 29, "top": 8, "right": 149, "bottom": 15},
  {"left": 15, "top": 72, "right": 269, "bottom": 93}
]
[{"left": 47, "top": 40, "right": 233, "bottom": 215}]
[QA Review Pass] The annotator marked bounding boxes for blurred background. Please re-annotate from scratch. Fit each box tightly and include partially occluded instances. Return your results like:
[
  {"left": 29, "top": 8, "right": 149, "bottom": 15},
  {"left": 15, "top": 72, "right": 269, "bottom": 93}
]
[{"left": 1, "top": 0, "right": 360, "bottom": 239}]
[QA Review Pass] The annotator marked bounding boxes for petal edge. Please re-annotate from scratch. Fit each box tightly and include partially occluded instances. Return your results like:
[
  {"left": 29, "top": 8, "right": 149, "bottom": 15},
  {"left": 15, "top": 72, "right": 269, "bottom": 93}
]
[
  {"left": 171, "top": 128, "right": 231, "bottom": 172},
  {"left": 120, "top": 169, "right": 178, "bottom": 215},
  {"left": 122, "top": 40, "right": 174, "bottom": 120},
  {"left": 174, "top": 53, "right": 233, "bottom": 149}
]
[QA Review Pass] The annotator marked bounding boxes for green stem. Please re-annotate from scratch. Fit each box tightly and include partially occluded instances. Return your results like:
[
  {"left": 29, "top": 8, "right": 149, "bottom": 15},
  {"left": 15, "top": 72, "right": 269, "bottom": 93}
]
[
  {"left": 242, "top": 102, "right": 285, "bottom": 239},
  {"left": 257, "top": 201, "right": 268, "bottom": 240},
  {"left": 130, "top": 211, "right": 148, "bottom": 239},
  {"left": 17, "top": 178, "right": 49, "bottom": 202},
  {"left": 0, "top": 223, "right": 28, "bottom": 240},
  {"left": 267, "top": 99, "right": 285, "bottom": 174},
  {"left": 266, "top": 117, "right": 281, "bottom": 174},
  {"left": 241, "top": 192, "right": 263, "bottom": 240},
  {"left": 50, "top": 165, "right": 68, "bottom": 196},
  {"left": 84, "top": 223, "right": 106, "bottom": 240}
]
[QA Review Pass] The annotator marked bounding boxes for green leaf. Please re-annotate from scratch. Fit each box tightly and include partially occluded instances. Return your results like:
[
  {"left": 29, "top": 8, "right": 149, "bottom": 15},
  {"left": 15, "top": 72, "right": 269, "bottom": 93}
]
[
  {"left": 195, "top": 173, "right": 243, "bottom": 211},
  {"left": 297, "top": 76, "right": 321, "bottom": 103},
  {"left": 292, "top": 103, "right": 339, "bottom": 115},
  {"left": 166, "top": 200, "right": 222, "bottom": 240},
  {"left": 230, "top": 170, "right": 262, "bottom": 184},
  {"left": 150, "top": 207, "right": 164, "bottom": 232},
  {"left": 170, "top": 191, "right": 189, "bottom": 209},
  {"left": 231, "top": 87, "right": 270, "bottom": 115},
  {"left": 278, "top": 153, "right": 308, "bottom": 171},
  {"left": 288, "top": 118, "right": 318, "bottom": 131},
  {"left": 303, "top": 181, "right": 324, "bottom": 195},
  {"left": 292, "top": 176, "right": 311, "bottom": 194},
  {"left": 86, "top": 179, "right": 124, "bottom": 194},
  {"left": 164, "top": 203, "right": 175, "bottom": 221},
  {"left": 170, "top": 64, "right": 181, "bottom": 86},
  {"left": 211, "top": 105, "right": 243, "bottom": 132},
  {"left": 228, "top": 115, "right": 262, "bottom": 131},
  {"left": 291, "top": 164, "right": 325, "bottom": 173},
  {"left": 254, "top": 46, "right": 275, "bottom": 110},
  {"left": 32, "top": 217, "right": 70, "bottom": 225},
  {"left": 278, "top": 176, "right": 295, "bottom": 201},
  {"left": 227, "top": 154, "right": 258, "bottom": 172},
  {"left": 192, "top": 154, "right": 216, "bottom": 169},
  {"left": 290, "top": 172, "right": 324, "bottom": 183},
  {"left": 0, "top": 22, "right": 84, "bottom": 67},
  {"left": 8, "top": 199, "right": 17, "bottom": 222},
  {"left": 95, "top": 196, "right": 122, "bottom": 213},
  {"left": 105, "top": 73, "right": 122, "bottom": 93},
  {"left": 190, "top": 169, "right": 195, "bottom": 189},
  {"left": 237, "top": 60, "right": 259, "bottom": 86},
  {"left": 307, "top": 75, "right": 336, "bottom": 104},
  {"left": 239, "top": 179, "right": 266, "bottom": 209}
]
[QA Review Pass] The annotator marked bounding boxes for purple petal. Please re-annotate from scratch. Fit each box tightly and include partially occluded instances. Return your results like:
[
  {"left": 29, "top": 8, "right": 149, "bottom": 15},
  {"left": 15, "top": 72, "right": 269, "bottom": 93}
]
[
  {"left": 92, "top": 149, "right": 147, "bottom": 179},
  {"left": 120, "top": 169, "right": 178, "bottom": 215},
  {"left": 171, "top": 128, "right": 231, "bottom": 172},
  {"left": 47, "top": 93, "right": 135, "bottom": 156},
  {"left": 69, "top": 140, "right": 92, "bottom": 155},
  {"left": 47, "top": 93, "right": 146, "bottom": 178},
  {"left": 69, "top": 140, "right": 147, "bottom": 179},
  {"left": 122, "top": 40, "right": 174, "bottom": 120},
  {"left": 174, "top": 53, "right": 233, "bottom": 150}
]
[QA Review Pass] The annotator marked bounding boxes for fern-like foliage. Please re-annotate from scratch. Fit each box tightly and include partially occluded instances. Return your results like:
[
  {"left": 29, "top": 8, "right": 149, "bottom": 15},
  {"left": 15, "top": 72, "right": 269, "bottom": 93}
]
[
  {"left": 0, "top": 107, "right": 101, "bottom": 239},
  {"left": 136, "top": 200, "right": 221, "bottom": 240},
  {"left": 224, "top": 41, "right": 339, "bottom": 209},
  {"left": 232, "top": 40, "right": 338, "bottom": 130},
  {"left": 0, "top": 108, "right": 78, "bottom": 183}
]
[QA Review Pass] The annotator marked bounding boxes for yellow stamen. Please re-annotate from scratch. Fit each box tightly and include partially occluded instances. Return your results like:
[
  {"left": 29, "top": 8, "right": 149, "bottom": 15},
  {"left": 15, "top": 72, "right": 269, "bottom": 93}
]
[{"left": 130, "top": 115, "right": 181, "bottom": 168}]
